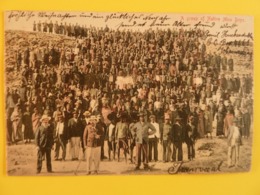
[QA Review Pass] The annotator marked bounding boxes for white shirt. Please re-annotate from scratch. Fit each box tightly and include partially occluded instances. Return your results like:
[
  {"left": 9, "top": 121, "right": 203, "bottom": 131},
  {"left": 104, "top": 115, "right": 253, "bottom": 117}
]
[
  {"left": 230, "top": 126, "right": 241, "bottom": 146},
  {"left": 149, "top": 122, "right": 160, "bottom": 138},
  {"left": 56, "top": 122, "right": 64, "bottom": 135},
  {"left": 108, "top": 123, "right": 115, "bottom": 138}
]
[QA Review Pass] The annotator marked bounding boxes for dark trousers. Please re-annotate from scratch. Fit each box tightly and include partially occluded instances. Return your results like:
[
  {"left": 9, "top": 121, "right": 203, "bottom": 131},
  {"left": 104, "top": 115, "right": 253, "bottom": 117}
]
[
  {"left": 55, "top": 134, "right": 67, "bottom": 160},
  {"left": 107, "top": 140, "right": 116, "bottom": 160},
  {"left": 172, "top": 142, "right": 183, "bottom": 162},
  {"left": 117, "top": 138, "right": 128, "bottom": 161},
  {"left": 129, "top": 139, "right": 136, "bottom": 162},
  {"left": 148, "top": 137, "right": 158, "bottom": 161},
  {"left": 187, "top": 142, "right": 195, "bottom": 160},
  {"left": 136, "top": 142, "right": 149, "bottom": 168},
  {"left": 101, "top": 139, "right": 105, "bottom": 160},
  {"left": 37, "top": 148, "right": 52, "bottom": 172},
  {"left": 162, "top": 140, "right": 172, "bottom": 162}
]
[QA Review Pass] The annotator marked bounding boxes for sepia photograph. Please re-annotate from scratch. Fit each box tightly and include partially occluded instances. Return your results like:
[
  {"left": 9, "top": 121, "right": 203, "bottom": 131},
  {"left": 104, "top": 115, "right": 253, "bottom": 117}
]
[{"left": 4, "top": 11, "right": 254, "bottom": 176}]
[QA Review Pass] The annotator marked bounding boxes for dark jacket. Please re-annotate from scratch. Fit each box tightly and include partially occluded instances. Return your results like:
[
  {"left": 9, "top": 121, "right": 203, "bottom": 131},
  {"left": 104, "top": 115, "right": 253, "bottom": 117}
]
[
  {"left": 35, "top": 125, "right": 54, "bottom": 149},
  {"left": 184, "top": 123, "right": 197, "bottom": 145},
  {"left": 96, "top": 120, "right": 107, "bottom": 141},
  {"left": 67, "top": 118, "right": 84, "bottom": 138},
  {"left": 172, "top": 123, "right": 184, "bottom": 143}
]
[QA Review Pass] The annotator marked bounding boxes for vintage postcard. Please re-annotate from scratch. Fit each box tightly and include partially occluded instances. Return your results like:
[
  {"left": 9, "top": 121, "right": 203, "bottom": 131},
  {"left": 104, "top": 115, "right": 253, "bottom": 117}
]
[{"left": 4, "top": 11, "right": 253, "bottom": 176}]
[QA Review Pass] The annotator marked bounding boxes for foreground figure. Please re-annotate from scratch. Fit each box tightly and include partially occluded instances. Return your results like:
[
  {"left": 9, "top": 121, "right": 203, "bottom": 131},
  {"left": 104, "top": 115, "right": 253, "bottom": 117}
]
[
  {"left": 227, "top": 118, "right": 242, "bottom": 168},
  {"left": 131, "top": 112, "right": 156, "bottom": 170},
  {"left": 35, "top": 115, "right": 54, "bottom": 174},
  {"left": 83, "top": 115, "right": 104, "bottom": 175}
]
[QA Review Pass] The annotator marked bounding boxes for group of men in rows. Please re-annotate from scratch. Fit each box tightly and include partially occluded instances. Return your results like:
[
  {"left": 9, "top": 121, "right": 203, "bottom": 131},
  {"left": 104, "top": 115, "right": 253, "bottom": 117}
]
[
  {"left": 33, "top": 20, "right": 97, "bottom": 38},
  {"left": 34, "top": 105, "right": 198, "bottom": 174},
  {"left": 6, "top": 22, "right": 253, "bottom": 174}
]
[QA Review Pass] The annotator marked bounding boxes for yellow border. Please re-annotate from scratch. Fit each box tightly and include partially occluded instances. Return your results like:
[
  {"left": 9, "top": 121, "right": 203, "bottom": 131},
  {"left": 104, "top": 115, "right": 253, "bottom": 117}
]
[{"left": 1, "top": 1, "right": 260, "bottom": 195}]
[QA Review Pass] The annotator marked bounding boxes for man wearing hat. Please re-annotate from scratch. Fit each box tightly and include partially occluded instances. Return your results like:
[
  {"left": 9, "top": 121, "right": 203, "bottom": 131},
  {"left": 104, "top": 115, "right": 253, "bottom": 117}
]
[
  {"left": 130, "top": 112, "right": 156, "bottom": 170},
  {"left": 83, "top": 111, "right": 91, "bottom": 126},
  {"left": 185, "top": 116, "right": 197, "bottom": 161},
  {"left": 160, "top": 114, "right": 172, "bottom": 163},
  {"left": 35, "top": 115, "right": 54, "bottom": 174},
  {"left": 96, "top": 114, "right": 107, "bottom": 160},
  {"left": 227, "top": 117, "right": 242, "bottom": 168},
  {"left": 82, "top": 111, "right": 92, "bottom": 159},
  {"left": 68, "top": 111, "right": 84, "bottom": 161},
  {"left": 172, "top": 116, "right": 184, "bottom": 162},
  {"left": 83, "top": 115, "right": 104, "bottom": 174},
  {"left": 115, "top": 113, "right": 129, "bottom": 162},
  {"left": 54, "top": 114, "right": 68, "bottom": 161},
  {"left": 106, "top": 118, "right": 116, "bottom": 161},
  {"left": 148, "top": 115, "right": 160, "bottom": 162},
  {"left": 52, "top": 104, "right": 62, "bottom": 124}
]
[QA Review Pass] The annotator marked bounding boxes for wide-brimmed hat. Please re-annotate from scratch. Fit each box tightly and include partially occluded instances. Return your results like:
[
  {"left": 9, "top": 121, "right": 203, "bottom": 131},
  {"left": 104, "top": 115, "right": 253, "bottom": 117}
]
[
  {"left": 138, "top": 112, "right": 146, "bottom": 117},
  {"left": 175, "top": 116, "right": 182, "bottom": 121},
  {"left": 89, "top": 115, "right": 97, "bottom": 122},
  {"left": 41, "top": 115, "right": 51, "bottom": 122},
  {"left": 96, "top": 114, "right": 102, "bottom": 120},
  {"left": 149, "top": 115, "right": 156, "bottom": 119},
  {"left": 72, "top": 110, "right": 79, "bottom": 115},
  {"left": 83, "top": 111, "right": 91, "bottom": 116},
  {"left": 75, "top": 100, "right": 82, "bottom": 105}
]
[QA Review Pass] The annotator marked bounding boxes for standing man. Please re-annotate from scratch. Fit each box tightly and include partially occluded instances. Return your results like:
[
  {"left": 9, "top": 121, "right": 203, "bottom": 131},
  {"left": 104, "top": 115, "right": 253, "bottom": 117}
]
[
  {"left": 185, "top": 116, "right": 197, "bottom": 161},
  {"left": 172, "top": 116, "right": 184, "bottom": 162},
  {"left": 83, "top": 115, "right": 104, "bottom": 175},
  {"left": 160, "top": 114, "right": 172, "bottom": 163},
  {"left": 148, "top": 115, "right": 160, "bottom": 162},
  {"left": 54, "top": 114, "right": 68, "bottom": 161},
  {"left": 10, "top": 105, "right": 23, "bottom": 144},
  {"left": 35, "top": 115, "right": 54, "bottom": 174},
  {"left": 106, "top": 119, "right": 116, "bottom": 161},
  {"left": 227, "top": 118, "right": 242, "bottom": 168},
  {"left": 115, "top": 113, "right": 129, "bottom": 162},
  {"left": 96, "top": 114, "right": 107, "bottom": 160},
  {"left": 130, "top": 112, "right": 156, "bottom": 170},
  {"left": 68, "top": 111, "right": 84, "bottom": 161}
]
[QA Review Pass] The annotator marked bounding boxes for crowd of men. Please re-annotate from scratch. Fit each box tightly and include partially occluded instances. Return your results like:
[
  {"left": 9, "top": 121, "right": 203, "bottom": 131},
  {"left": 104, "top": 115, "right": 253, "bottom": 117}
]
[{"left": 5, "top": 21, "right": 253, "bottom": 173}]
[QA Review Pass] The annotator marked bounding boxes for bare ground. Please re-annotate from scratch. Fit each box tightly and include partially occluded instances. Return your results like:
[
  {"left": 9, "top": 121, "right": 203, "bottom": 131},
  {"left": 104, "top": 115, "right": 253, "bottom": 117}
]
[{"left": 6, "top": 134, "right": 252, "bottom": 176}]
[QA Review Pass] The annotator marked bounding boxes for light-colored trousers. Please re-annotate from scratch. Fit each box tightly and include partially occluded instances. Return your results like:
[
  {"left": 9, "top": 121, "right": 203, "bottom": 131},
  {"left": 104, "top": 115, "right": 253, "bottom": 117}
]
[
  {"left": 70, "top": 137, "right": 81, "bottom": 159},
  {"left": 86, "top": 146, "right": 101, "bottom": 172},
  {"left": 227, "top": 145, "right": 240, "bottom": 167}
]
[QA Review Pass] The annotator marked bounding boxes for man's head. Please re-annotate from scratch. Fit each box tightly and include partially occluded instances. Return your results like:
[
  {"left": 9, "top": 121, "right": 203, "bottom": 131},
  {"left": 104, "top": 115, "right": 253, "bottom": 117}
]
[
  {"left": 41, "top": 115, "right": 51, "bottom": 127},
  {"left": 164, "top": 114, "right": 170, "bottom": 124},
  {"left": 138, "top": 112, "right": 145, "bottom": 122},
  {"left": 89, "top": 115, "right": 97, "bottom": 125},
  {"left": 83, "top": 111, "right": 91, "bottom": 118},
  {"left": 149, "top": 115, "right": 156, "bottom": 123},
  {"left": 73, "top": 111, "right": 78, "bottom": 119},
  {"left": 96, "top": 114, "right": 102, "bottom": 121},
  {"left": 175, "top": 116, "right": 182, "bottom": 124}
]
